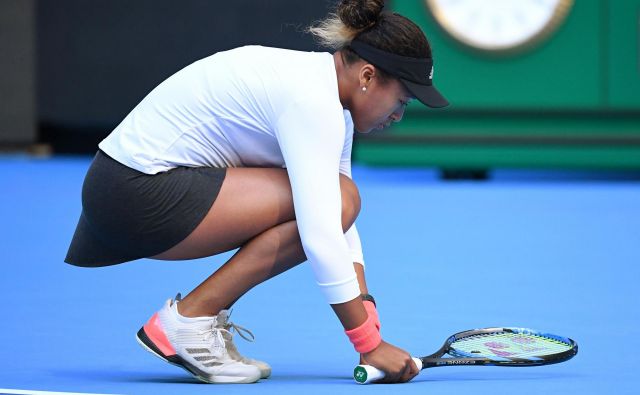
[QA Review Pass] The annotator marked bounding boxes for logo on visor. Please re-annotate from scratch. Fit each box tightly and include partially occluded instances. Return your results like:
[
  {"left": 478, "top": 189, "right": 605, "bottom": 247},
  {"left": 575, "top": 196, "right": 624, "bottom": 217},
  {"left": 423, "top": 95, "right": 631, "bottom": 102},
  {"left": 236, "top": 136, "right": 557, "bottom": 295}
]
[{"left": 429, "top": 66, "right": 434, "bottom": 80}]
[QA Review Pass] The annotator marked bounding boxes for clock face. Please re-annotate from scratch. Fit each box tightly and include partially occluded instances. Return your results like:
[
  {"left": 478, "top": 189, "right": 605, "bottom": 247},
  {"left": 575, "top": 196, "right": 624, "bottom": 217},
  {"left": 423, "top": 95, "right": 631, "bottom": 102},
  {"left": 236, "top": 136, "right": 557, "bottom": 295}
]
[{"left": 426, "top": 0, "right": 574, "bottom": 52}]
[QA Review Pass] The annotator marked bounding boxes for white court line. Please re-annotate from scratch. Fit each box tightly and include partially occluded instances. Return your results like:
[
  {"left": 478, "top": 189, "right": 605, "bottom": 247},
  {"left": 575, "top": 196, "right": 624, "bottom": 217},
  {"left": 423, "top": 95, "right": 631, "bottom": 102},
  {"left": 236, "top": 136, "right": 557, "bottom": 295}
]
[{"left": 0, "top": 389, "right": 122, "bottom": 395}]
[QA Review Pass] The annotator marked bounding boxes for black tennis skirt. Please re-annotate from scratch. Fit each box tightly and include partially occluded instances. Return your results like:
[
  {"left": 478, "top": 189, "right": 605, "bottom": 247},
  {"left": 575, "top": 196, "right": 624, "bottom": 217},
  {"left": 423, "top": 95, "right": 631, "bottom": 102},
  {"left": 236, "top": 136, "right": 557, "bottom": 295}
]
[{"left": 65, "top": 150, "right": 227, "bottom": 267}]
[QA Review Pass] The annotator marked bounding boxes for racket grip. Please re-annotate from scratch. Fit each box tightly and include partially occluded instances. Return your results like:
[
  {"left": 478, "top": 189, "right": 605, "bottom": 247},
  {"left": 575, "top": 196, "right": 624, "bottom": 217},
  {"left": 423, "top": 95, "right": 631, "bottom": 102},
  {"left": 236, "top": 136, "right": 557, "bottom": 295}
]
[{"left": 353, "top": 357, "right": 423, "bottom": 384}]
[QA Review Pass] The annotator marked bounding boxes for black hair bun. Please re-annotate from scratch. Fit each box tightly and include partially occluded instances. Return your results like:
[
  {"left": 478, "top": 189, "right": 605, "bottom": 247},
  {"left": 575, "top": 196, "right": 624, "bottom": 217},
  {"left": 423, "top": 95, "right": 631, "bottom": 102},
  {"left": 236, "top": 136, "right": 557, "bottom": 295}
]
[{"left": 337, "top": 0, "right": 384, "bottom": 30}]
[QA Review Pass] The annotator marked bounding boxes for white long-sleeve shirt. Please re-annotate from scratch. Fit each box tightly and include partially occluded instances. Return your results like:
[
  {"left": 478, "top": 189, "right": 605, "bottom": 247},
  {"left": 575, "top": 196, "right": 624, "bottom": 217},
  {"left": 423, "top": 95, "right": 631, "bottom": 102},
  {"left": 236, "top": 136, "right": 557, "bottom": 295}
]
[{"left": 99, "top": 45, "right": 364, "bottom": 304}]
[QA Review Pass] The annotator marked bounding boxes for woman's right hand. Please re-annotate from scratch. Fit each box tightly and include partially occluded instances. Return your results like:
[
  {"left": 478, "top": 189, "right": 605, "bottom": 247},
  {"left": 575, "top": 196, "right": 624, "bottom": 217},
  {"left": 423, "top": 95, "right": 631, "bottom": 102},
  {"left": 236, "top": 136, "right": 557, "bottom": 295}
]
[{"left": 361, "top": 340, "right": 419, "bottom": 383}]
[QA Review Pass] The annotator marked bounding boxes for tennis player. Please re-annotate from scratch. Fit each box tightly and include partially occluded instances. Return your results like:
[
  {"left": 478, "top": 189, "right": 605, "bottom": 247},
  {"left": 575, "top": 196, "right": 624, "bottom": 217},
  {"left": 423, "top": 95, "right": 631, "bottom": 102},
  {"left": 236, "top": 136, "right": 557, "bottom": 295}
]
[{"left": 65, "top": 0, "right": 448, "bottom": 384}]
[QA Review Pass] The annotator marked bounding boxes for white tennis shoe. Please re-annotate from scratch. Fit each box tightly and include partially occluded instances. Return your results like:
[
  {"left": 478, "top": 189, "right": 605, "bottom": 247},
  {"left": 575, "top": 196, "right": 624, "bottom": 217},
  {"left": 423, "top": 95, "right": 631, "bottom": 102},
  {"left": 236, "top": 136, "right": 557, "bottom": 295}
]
[
  {"left": 136, "top": 295, "right": 261, "bottom": 384},
  {"left": 215, "top": 310, "right": 272, "bottom": 379}
]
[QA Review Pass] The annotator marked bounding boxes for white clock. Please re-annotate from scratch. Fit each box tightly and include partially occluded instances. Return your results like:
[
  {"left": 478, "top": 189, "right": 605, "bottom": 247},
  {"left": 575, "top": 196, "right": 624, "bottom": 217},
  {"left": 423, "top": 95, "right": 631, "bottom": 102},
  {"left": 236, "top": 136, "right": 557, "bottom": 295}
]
[{"left": 425, "top": 0, "right": 574, "bottom": 52}]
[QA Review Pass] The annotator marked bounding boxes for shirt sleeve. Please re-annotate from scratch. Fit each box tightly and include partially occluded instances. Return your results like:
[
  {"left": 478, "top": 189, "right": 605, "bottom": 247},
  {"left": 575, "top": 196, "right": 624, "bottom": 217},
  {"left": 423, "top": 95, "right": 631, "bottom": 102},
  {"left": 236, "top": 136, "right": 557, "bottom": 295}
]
[
  {"left": 339, "top": 111, "right": 365, "bottom": 267},
  {"left": 275, "top": 99, "right": 360, "bottom": 304},
  {"left": 339, "top": 110, "right": 355, "bottom": 178},
  {"left": 345, "top": 224, "right": 365, "bottom": 267}
]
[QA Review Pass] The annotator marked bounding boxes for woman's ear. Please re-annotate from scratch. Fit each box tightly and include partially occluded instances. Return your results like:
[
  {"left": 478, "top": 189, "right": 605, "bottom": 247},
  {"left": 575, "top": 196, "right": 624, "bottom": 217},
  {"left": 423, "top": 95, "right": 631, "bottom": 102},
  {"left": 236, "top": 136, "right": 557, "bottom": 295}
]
[{"left": 358, "top": 64, "right": 376, "bottom": 89}]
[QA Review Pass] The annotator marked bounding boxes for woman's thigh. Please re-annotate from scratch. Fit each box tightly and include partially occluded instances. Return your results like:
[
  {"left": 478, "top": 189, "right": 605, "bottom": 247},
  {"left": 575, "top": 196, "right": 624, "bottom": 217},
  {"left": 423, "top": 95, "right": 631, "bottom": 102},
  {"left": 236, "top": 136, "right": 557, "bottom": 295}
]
[
  {"left": 153, "top": 167, "right": 295, "bottom": 260},
  {"left": 152, "top": 168, "right": 360, "bottom": 261}
]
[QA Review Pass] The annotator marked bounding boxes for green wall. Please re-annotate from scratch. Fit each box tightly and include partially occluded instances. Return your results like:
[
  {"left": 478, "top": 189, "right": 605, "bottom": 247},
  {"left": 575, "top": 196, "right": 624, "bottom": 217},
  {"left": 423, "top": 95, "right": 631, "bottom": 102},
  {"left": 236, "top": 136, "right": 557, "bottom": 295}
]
[
  {"left": 608, "top": 1, "right": 640, "bottom": 108},
  {"left": 354, "top": 0, "right": 640, "bottom": 170}
]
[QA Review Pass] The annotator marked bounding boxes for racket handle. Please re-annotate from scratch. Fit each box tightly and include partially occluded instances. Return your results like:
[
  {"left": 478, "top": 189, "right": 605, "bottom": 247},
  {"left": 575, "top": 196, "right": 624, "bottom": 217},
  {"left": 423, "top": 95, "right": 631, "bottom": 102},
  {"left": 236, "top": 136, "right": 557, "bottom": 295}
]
[{"left": 353, "top": 357, "right": 423, "bottom": 384}]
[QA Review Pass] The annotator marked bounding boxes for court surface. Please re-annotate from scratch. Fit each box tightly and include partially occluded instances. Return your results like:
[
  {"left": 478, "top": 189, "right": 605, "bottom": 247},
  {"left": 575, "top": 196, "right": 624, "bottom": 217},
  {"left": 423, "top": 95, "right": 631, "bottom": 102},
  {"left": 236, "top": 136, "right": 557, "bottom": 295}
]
[{"left": 2, "top": 155, "right": 639, "bottom": 395}]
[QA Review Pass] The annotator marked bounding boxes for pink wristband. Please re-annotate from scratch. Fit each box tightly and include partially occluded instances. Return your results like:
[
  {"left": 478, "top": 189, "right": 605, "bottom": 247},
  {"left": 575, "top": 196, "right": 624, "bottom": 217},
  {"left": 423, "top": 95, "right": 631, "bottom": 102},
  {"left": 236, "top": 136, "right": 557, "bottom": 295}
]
[
  {"left": 345, "top": 314, "right": 382, "bottom": 354},
  {"left": 363, "top": 300, "right": 381, "bottom": 331}
]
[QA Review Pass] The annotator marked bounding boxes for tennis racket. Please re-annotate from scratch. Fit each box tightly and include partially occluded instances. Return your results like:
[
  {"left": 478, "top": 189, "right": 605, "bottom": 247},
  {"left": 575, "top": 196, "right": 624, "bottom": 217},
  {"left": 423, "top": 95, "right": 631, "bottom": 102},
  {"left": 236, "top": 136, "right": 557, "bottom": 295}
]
[{"left": 354, "top": 327, "right": 578, "bottom": 384}]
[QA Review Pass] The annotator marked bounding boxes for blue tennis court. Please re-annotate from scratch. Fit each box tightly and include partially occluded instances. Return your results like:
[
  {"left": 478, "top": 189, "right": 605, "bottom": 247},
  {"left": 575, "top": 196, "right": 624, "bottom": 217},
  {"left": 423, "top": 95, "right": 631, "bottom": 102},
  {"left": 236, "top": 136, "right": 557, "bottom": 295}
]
[{"left": 2, "top": 155, "right": 638, "bottom": 395}]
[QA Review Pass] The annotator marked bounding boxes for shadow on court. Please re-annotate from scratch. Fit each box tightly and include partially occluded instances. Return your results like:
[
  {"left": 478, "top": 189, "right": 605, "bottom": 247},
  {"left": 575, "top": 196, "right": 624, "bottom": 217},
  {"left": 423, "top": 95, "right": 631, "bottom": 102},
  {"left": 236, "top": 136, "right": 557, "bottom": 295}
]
[{"left": 49, "top": 369, "right": 203, "bottom": 384}]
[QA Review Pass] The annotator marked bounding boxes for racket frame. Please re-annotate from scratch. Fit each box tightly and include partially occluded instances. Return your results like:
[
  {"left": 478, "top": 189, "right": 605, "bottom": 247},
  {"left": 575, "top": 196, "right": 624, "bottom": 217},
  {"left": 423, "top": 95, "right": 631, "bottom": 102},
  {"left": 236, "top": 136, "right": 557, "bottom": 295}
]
[{"left": 420, "top": 327, "right": 578, "bottom": 369}]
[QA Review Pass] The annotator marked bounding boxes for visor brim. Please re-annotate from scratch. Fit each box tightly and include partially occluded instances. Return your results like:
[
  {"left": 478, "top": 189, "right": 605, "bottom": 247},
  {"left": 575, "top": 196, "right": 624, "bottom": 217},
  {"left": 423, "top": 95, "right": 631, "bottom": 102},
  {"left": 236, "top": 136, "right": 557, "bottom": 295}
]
[{"left": 401, "top": 79, "right": 449, "bottom": 108}]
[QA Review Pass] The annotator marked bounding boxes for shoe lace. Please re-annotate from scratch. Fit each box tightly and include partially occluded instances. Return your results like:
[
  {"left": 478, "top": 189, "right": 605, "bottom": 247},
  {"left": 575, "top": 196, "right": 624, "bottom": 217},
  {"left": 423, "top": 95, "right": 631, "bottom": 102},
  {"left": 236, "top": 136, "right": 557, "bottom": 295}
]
[
  {"left": 197, "top": 325, "right": 226, "bottom": 353},
  {"left": 217, "top": 309, "right": 256, "bottom": 343},
  {"left": 224, "top": 321, "right": 255, "bottom": 343},
  {"left": 195, "top": 317, "right": 255, "bottom": 356}
]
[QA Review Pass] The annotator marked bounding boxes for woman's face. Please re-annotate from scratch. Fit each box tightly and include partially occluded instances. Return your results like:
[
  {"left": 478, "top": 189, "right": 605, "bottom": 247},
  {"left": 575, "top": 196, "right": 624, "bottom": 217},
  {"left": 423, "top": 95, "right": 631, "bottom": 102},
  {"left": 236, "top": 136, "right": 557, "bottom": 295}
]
[{"left": 350, "top": 71, "right": 414, "bottom": 134}]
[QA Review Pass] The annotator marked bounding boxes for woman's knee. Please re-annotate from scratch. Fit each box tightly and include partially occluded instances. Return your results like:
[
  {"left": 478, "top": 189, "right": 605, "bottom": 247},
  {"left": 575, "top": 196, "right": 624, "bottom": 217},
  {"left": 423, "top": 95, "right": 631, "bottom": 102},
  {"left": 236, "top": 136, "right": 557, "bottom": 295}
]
[{"left": 340, "top": 174, "right": 361, "bottom": 231}]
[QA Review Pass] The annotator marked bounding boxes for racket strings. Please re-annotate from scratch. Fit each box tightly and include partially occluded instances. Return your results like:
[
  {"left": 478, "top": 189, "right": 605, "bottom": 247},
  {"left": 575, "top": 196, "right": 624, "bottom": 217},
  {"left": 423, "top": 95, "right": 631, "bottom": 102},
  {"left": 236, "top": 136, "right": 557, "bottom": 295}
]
[{"left": 451, "top": 332, "right": 572, "bottom": 359}]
